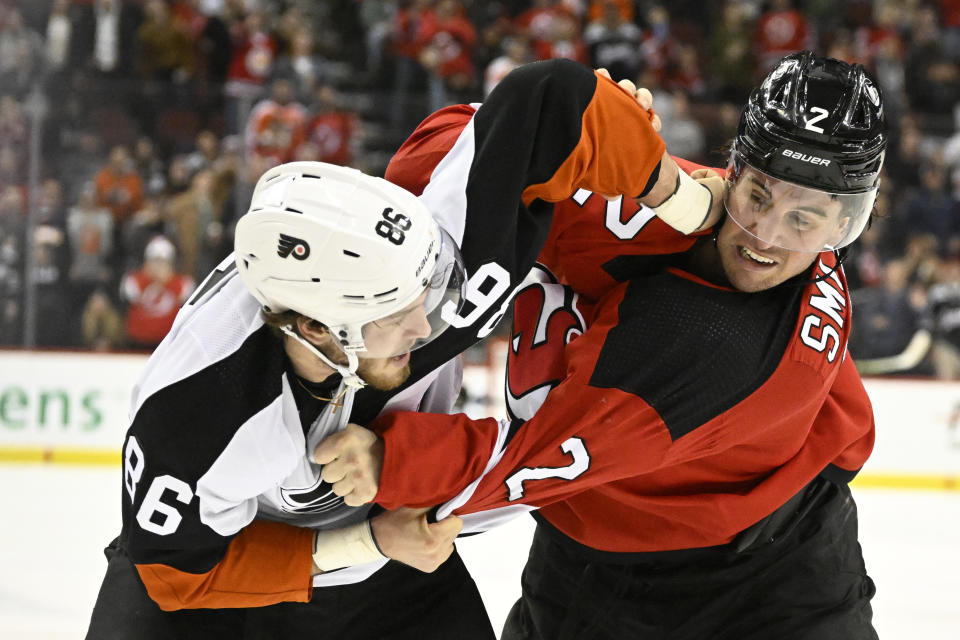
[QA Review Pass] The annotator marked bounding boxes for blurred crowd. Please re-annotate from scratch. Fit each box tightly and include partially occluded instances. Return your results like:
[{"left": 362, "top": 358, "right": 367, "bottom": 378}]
[{"left": 0, "top": 0, "right": 958, "bottom": 379}]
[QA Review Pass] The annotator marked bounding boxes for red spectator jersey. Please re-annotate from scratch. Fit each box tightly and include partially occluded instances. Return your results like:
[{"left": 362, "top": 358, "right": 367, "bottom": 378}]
[
  {"left": 121, "top": 270, "right": 195, "bottom": 346},
  {"left": 302, "top": 111, "right": 355, "bottom": 166}
]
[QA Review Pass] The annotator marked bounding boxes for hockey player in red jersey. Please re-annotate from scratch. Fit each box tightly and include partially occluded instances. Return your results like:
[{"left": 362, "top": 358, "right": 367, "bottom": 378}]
[
  {"left": 320, "top": 52, "right": 885, "bottom": 639},
  {"left": 85, "top": 59, "right": 724, "bottom": 639}
]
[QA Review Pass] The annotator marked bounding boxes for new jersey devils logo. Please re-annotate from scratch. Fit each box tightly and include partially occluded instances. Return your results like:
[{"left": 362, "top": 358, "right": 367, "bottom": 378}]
[{"left": 278, "top": 234, "right": 310, "bottom": 260}]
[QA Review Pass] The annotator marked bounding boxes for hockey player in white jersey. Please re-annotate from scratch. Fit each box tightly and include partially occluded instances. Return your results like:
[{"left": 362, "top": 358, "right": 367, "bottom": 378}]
[{"left": 85, "top": 59, "right": 723, "bottom": 639}]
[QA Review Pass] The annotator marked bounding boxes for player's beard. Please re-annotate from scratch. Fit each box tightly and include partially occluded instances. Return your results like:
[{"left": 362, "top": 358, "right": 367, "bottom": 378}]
[{"left": 356, "top": 355, "right": 412, "bottom": 390}]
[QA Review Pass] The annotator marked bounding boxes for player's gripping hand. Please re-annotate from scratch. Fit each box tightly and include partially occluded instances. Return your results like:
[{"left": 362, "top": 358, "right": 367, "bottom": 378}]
[
  {"left": 372, "top": 507, "right": 463, "bottom": 573},
  {"left": 596, "top": 68, "right": 661, "bottom": 132},
  {"left": 313, "top": 423, "right": 384, "bottom": 506}
]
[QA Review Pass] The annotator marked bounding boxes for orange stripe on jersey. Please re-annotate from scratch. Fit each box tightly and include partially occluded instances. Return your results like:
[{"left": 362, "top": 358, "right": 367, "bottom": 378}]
[
  {"left": 521, "top": 72, "right": 665, "bottom": 207},
  {"left": 136, "top": 519, "right": 315, "bottom": 611}
]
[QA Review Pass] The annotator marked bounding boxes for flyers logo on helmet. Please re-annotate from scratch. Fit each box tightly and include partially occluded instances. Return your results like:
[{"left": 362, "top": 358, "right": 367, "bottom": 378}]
[{"left": 278, "top": 233, "right": 311, "bottom": 260}]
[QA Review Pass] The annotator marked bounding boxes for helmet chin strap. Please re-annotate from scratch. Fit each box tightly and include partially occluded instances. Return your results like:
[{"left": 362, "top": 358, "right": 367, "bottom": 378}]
[{"left": 280, "top": 325, "right": 367, "bottom": 389}]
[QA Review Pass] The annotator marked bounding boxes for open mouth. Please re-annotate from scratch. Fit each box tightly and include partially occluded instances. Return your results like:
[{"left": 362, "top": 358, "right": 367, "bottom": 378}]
[{"left": 738, "top": 245, "right": 778, "bottom": 267}]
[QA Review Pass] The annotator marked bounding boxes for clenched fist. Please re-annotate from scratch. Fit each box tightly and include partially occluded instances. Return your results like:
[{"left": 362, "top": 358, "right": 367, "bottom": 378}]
[{"left": 313, "top": 423, "right": 384, "bottom": 506}]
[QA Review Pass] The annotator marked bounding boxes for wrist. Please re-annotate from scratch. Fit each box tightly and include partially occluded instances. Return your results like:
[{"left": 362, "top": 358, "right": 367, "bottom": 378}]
[
  {"left": 645, "top": 168, "right": 714, "bottom": 234},
  {"left": 312, "top": 521, "right": 386, "bottom": 572}
]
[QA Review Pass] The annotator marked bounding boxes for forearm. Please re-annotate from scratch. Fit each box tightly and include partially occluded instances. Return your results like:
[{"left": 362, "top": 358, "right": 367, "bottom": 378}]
[{"left": 134, "top": 519, "right": 315, "bottom": 611}]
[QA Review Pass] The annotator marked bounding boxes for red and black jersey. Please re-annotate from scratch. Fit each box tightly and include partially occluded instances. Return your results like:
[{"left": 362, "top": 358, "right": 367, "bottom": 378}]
[{"left": 374, "top": 245, "right": 875, "bottom": 553}]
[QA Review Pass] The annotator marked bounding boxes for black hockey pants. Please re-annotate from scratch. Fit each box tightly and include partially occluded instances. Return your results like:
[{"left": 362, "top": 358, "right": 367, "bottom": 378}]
[
  {"left": 502, "top": 479, "right": 878, "bottom": 640},
  {"left": 85, "top": 543, "right": 495, "bottom": 640}
]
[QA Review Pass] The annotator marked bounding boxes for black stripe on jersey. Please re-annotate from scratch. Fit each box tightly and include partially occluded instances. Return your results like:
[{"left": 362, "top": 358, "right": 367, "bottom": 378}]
[
  {"left": 464, "top": 59, "right": 597, "bottom": 283},
  {"left": 589, "top": 272, "right": 801, "bottom": 441},
  {"left": 123, "top": 325, "right": 287, "bottom": 571},
  {"left": 601, "top": 253, "right": 687, "bottom": 284}
]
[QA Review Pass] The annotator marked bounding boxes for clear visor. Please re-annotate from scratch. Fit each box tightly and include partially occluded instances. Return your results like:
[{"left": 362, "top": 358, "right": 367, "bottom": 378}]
[
  {"left": 724, "top": 160, "right": 877, "bottom": 253},
  {"left": 358, "top": 227, "right": 466, "bottom": 358}
]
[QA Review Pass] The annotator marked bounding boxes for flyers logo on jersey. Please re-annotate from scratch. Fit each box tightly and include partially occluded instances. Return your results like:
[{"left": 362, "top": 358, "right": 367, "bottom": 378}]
[
  {"left": 277, "top": 234, "right": 311, "bottom": 260},
  {"left": 279, "top": 473, "right": 345, "bottom": 514}
]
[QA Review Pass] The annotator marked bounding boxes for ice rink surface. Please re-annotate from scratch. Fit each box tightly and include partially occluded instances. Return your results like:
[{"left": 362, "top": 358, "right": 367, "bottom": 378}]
[{"left": 1, "top": 464, "right": 957, "bottom": 639}]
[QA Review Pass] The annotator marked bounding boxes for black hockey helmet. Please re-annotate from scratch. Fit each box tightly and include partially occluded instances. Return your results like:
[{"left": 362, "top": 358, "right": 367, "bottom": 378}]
[
  {"left": 725, "top": 51, "right": 888, "bottom": 252},
  {"left": 733, "top": 50, "right": 887, "bottom": 193}
]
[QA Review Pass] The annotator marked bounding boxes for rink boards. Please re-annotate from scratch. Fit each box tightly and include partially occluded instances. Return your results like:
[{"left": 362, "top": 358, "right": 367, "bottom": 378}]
[{"left": 1, "top": 349, "right": 959, "bottom": 489}]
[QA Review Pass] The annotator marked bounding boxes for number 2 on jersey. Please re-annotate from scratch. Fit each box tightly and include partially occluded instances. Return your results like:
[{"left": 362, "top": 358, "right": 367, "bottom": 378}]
[{"left": 505, "top": 437, "right": 590, "bottom": 500}]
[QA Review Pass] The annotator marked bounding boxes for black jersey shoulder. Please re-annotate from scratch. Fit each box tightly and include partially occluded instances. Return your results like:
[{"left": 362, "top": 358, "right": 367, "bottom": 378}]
[
  {"left": 129, "top": 325, "right": 287, "bottom": 479},
  {"left": 590, "top": 272, "right": 802, "bottom": 440}
]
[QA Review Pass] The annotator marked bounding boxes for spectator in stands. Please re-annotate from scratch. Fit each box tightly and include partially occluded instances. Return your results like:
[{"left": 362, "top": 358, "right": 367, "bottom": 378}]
[
  {"left": 640, "top": 4, "right": 679, "bottom": 86},
  {"left": 132, "top": 135, "right": 167, "bottom": 196},
  {"left": 297, "top": 84, "right": 357, "bottom": 167},
  {"left": 67, "top": 181, "right": 115, "bottom": 318},
  {"left": 388, "top": 0, "right": 432, "bottom": 132},
  {"left": 657, "top": 91, "right": 706, "bottom": 164},
  {"left": 0, "top": 101, "right": 27, "bottom": 189},
  {"left": 358, "top": 0, "right": 395, "bottom": 77},
  {"left": 121, "top": 195, "right": 165, "bottom": 273},
  {"left": 72, "top": 0, "right": 143, "bottom": 111},
  {"left": 869, "top": 29, "right": 907, "bottom": 125},
  {"left": 166, "top": 168, "right": 227, "bottom": 282},
  {"left": 532, "top": 9, "right": 587, "bottom": 65},
  {"left": 927, "top": 258, "right": 960, "bottom": 379},
  {"left": 905, "top": 161, "right": 958, "bottom": 255},
  {"left": 271, "top": 28, "right": 330, "bottom": 103},
  {"left": 0, "top": 185, "right": 24, "bottom": 345},
  {"left": 850, "top": 260, "right": 928, "bottom": 367},
  {"left": 94, "top": 144, "right": 144, "bottom": 231},
  {"left": 81, "top": 287, "right": 124, "bottom": 351},
  {"left": 586, "top": 0, "right": 633, "bottom": 23},
  {"left": 0, "top": 7, "right": 44, "bottom": 79},
  {"left": 136, "top": 0, "right": 193, "bottom": 85},
  {"left": 31, "top": 207, "right": 71, "bottom": 347},
  {"left": 44, "top": 0, "right": 75, "bottom": 74},
  {"left": 224, "top": 9, "right": 277, "bottom": 133},
  {"left": 245, "top": 77, "right": 308, "bottom": 178},
  {"left": 0, "top": 28, "right": 46, "bottom": 99},
  {"left": 119, "top": 234, "right": 194, "bottom": 350},
  {"left": 846, "top": 191, "right": 891, "bottom": 290},
  {"left": 664, "top": 44, "right": 705, "bottom": 98},
  {"left": 514, "top": 0, "right": 568, "bottom": 47},
  {"left": 584, "top": 0, "right": 643, "bottom": 82},
  {"left": 753, "top": 0, "right": 814, "bottom": 77},
  {"left": 180, "top": 128, "right": 220, "bottom": 176},
  {"left": 416, "top": 0, "right": 478, "bottom": 113},
  {"left": 484, "top": 35, "right": 533, "bottom": 97}
]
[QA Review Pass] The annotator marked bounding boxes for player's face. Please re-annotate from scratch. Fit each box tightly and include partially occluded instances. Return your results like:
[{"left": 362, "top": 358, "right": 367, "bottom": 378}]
[
  {"left": 715, "top": 218, "right": 821, "bottom": 292},
  {"left": 354, "top": 292, "right": 432, "bottom": 390},
  {"left": 716, "top": 172, "right": 846, "bottom": 292}
]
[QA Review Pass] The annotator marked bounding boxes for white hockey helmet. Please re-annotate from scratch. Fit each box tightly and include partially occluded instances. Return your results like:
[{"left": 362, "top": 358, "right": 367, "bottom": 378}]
[{"left": 235, "top": 161, "right": 465, "bottom": 359}]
